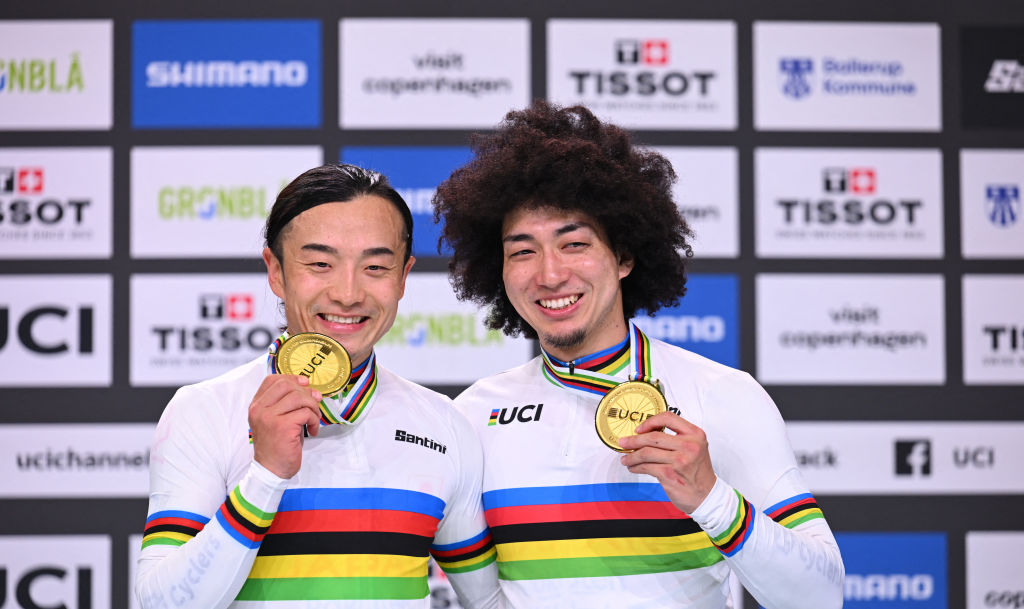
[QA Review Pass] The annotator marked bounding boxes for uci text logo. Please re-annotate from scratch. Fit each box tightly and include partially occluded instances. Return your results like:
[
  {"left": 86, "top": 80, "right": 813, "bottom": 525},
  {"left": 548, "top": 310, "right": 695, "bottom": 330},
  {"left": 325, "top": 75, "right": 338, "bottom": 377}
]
[{"left": 488, "top": 404, "right": 544, "bottom": 426}]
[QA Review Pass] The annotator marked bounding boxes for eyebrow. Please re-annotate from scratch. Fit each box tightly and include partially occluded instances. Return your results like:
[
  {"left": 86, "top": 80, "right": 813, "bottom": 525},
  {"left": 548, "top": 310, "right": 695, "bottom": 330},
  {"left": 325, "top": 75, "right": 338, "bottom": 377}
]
[
  {"left": 300, "top": 243, "right": 396, "bottom": 258},
  {"left": 502, "top": 221, "right": 595, "bottom": 244}
]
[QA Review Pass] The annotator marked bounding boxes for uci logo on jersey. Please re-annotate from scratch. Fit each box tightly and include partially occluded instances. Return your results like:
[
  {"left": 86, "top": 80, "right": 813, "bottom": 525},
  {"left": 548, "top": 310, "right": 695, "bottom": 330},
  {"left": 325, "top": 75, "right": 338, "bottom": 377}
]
[{"left": 488, "top": 403, "right": 543, "bottom": 426}]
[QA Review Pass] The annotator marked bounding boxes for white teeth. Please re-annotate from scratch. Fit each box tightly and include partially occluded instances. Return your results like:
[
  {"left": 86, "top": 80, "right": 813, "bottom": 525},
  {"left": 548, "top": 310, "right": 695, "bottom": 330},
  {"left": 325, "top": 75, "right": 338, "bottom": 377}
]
[
  {"left": 539, "top": 295, "right": 580, "bottom": 310},
  {"left": 323, "top": 313, "right": 363, "bottom": 324}
]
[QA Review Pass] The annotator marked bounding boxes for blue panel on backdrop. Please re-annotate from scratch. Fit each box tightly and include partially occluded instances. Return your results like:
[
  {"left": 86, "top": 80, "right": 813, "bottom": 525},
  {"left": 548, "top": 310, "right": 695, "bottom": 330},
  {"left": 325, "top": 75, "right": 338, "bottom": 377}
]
[
  {"left": 340, "top": 147, "right": 472, "bottom": 257},
  {"left": 760, "top": 532, "right": 947, "bottom": 609},
  {"left": 133, "top": 20, "right": 321, "bottom": 128},
  {"left": 632, "top": 273, "right": 739, "bottom": 368}
]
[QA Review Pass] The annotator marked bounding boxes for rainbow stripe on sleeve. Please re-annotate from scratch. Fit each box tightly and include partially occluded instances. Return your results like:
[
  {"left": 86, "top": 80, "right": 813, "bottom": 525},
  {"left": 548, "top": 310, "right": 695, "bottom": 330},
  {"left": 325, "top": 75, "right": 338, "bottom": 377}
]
[
  {"left": 710, "top": 490, "right": 754, "bottom": 557},
  {"left": 216, "top": 485, "right": 275, "bottom": 549},
  {"left": 482, "top": 483, "right": 722, "bottom": 581},
  {"left": 430, "top": 529, "right": 497, "bottom": 573},
  {"left": 235, "top": 487, "right": 446, "bottom": 602},
  {"left": 142, "top": 510, "right": 209, "bottom": 548},
  {"left": 765, "top": 493, "right": 825, "bottom": 529}
]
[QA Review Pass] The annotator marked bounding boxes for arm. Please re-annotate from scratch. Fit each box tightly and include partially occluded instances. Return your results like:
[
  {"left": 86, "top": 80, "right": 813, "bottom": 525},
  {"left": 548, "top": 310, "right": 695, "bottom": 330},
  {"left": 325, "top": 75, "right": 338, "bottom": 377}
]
[
  {"left": 619, "top": 372, "right": 844, "bottom": 609},
  {"left": 429, "top": 408, "right": 501, "bottom": 609},
  {"left": 136, "top": 374, "right": 321, "bottom": 609}
]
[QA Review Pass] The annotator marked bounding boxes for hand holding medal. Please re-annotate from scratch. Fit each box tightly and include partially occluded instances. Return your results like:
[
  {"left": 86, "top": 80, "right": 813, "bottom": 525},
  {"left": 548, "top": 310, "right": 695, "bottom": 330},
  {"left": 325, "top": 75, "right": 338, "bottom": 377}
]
[{"left": 594, "top": 377, "right": 667, "bottom": 452}]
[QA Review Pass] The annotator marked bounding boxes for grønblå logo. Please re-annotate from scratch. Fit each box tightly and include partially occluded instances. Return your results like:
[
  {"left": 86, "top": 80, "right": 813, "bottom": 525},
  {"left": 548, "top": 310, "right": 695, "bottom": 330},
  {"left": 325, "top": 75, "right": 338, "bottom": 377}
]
[
  {"left": 986, "top": 185, "right": 1020, "bottom": 227},
  {"left": 132, "top": 20, "right": 321, "bottom": 128}
]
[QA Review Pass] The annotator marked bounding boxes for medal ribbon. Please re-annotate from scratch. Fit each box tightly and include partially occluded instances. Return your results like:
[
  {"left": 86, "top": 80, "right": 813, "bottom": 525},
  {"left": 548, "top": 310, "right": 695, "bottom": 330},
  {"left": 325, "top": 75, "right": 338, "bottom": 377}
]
[
  {"left": 540, "top": 321, "right": 653, "bottom": 397},
  {"left": 266, "top": 331, "right": 379, "bottom": 426}
]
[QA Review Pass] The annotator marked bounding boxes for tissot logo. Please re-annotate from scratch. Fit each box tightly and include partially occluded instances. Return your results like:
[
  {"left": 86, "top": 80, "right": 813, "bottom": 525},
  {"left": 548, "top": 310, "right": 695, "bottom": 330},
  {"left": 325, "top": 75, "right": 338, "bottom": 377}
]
[
  {"left": 488, "top": 404, "right": 544, "bottom": 426},
  {"left": 615, "top": 39, "right": 669, "bottom": 66},
  {"left": 0, "top": 166, "right": 44, "bottom": 194},
  {"left": 199, "top": 293, "right": 254, "bottom": 321},
  {"left": 152, "top": 293, "right": 271, "bottom": 353},
  {"left": 986, "top": 185, "right": 1020, "bottom": 227},
  {"left": 823, "top": 167, "right": 876, "bottom": 194},
  {"left": 0, "top": 166, "right": 90, "bottom": 227},
  {"left": 983, "top": 326, "right": 1024, "bottom": 353},
  {"left": 983, "top": 60, "right": 1024, "bottom": 93},
  {"left": 895, "top": 439, "right": 932, "bottom": 476}
]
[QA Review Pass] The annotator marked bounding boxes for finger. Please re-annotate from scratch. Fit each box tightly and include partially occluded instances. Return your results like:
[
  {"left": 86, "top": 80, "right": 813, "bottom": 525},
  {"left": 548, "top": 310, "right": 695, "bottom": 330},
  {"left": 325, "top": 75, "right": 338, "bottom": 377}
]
[
  {"left": 635, "top": 412, "right": 698, "bottom": 436},
  {"left": 252, "top": 375, "right": 314, "bottom": 409},
  {"left": 259, "top": 385, "right": 323, "bottom": 417},
  {"left": 618, "top": 428, "right": 683, "bottom": 452},
  {"left": 620, "top": 445, "right": 677, "bottom": 467}
]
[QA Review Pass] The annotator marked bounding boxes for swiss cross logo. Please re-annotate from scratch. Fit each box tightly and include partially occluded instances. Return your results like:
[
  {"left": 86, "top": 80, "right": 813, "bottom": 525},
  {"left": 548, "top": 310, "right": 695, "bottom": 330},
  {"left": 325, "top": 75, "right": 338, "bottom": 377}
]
[
  {"left": 823, "top": 167, "right": 877, "bottom": 195},
  {"left": 226, "top": 294, "right": 254, "bottom": 320},
  {"left": 199, "top": 293, "right": 254, "bottom": 320},
  {"left": 615, "top": 39, "right": 670, "bottom": 66},
  {"left": 17, "top": 167, "right": 44, "bottom": 194}
]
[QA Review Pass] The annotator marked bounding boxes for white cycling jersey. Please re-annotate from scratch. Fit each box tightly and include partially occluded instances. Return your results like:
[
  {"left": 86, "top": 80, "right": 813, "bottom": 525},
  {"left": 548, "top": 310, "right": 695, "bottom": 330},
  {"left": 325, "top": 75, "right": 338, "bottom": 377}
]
[
  {"left": 137, "top": 353, "right": 499, "bottom": 609},
  {"left": 454, "top": 327, "right": 843, "bottom": 609}
]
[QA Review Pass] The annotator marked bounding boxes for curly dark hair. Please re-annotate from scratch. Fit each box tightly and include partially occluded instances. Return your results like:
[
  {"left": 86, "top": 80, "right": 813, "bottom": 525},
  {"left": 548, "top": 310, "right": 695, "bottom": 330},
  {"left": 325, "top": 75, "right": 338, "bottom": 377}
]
[{"left": 433, "top": 100, "right": 693, "bottom": 339}]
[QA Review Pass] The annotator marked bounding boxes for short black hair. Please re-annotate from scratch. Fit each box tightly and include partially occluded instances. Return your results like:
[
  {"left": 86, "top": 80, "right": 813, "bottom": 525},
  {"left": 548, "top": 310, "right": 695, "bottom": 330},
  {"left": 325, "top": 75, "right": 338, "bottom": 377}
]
[
  {"left": 434, "top": 101, "right": 693, "bottom": 338},
  {"left": 264, "top": 163, "right": 413, "bottom": 263}
]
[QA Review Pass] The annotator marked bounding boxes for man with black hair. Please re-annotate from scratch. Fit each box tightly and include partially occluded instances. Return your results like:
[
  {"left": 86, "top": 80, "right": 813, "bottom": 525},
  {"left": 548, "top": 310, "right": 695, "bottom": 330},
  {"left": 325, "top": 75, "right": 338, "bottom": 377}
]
[
  {"left": 434, "top": 102, "right": 844, "bottom": 609},
  {"left": 137, "top": 163, "right": 499, "bottom": 609}
]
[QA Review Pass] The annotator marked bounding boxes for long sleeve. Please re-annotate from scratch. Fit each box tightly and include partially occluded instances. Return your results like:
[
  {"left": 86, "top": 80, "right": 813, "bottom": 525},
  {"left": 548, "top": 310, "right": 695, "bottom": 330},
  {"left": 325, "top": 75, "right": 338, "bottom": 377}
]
[
  {"left": 428, "top": 408, "right": 501, "bottom": 609},
  {"left": 687, "top": 370, "right": 844, "bottom": 609},
  {"left": 135, "top": 383, "right": 287, "bottom": 609}
]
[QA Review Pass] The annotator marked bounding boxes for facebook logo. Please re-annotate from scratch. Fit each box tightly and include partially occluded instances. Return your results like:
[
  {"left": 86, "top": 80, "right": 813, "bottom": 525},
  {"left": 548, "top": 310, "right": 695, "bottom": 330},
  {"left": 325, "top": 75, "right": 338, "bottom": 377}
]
[
  {"left": 895, "top": 439, "right": 932, "bottom": 476},
  {"left": 340, "top": 146, "right": 473, "bottom": 257}
]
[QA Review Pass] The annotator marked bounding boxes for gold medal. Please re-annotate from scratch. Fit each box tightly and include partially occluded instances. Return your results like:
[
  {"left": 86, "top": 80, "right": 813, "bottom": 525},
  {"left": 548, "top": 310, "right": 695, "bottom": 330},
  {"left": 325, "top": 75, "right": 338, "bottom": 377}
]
[
  {"left": 595, "top": 379, "right": 667, "bottom": 452},
  {"left": 275, "top": 332, "right": 352, "bottom": 398}
]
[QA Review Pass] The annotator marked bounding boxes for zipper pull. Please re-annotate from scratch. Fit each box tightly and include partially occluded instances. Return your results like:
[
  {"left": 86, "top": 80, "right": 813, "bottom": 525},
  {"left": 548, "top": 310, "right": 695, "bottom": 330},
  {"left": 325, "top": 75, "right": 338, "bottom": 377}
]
[{"left": 569, "top": 360, "right": 575, "bottom": 375}]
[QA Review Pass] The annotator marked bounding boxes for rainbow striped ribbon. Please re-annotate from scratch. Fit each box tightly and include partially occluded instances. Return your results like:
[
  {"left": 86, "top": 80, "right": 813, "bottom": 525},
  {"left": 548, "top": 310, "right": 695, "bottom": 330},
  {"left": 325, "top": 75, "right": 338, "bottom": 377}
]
[
  {"left": 540, "top": 321, "right": 654, "bottom": 398},
  {"left": 264, "top": 331, "right": 380, "bottom": 427}
]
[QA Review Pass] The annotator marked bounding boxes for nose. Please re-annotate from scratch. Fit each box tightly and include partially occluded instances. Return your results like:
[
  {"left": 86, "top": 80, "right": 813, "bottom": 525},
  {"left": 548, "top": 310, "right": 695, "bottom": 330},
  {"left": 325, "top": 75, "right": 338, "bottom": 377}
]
[
  {"left": 326, "top": 269, "right": 365, "bottom": 307},
  {"left": 537, "top": 250, "right": 570, "bottom": 288}
]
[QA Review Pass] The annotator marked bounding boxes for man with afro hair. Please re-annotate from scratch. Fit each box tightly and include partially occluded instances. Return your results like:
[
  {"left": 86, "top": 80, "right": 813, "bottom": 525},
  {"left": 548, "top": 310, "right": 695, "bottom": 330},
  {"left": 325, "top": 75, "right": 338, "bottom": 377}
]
[{"left": 433, "top": 101, "right": 844, "bottom": 609}]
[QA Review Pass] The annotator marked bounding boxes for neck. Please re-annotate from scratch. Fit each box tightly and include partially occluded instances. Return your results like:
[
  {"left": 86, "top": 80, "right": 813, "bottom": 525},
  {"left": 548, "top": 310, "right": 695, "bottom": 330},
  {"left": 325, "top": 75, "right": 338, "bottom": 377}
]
[{"left": 541, "top": 326, "right": 630, "bottom": 363}]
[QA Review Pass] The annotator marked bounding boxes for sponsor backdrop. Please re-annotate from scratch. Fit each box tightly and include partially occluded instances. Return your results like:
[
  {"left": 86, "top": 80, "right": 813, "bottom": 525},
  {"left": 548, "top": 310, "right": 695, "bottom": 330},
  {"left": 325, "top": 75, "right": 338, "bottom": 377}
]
[{"left": 0, "top": 1, "right": 1021, "bottom": 608}]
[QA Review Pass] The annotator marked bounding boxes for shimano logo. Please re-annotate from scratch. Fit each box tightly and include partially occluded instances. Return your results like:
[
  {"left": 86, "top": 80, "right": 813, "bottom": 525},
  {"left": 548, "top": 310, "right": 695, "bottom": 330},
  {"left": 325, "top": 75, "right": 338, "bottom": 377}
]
[
  {"left": 633, "top": 315, "right": 725, "bottom": 343},
  {"left": 146, "top": 60, "right": 308, "bottom": 88},
  {"left": 845, "top": 573, "right": 934, "bottom": 601}
]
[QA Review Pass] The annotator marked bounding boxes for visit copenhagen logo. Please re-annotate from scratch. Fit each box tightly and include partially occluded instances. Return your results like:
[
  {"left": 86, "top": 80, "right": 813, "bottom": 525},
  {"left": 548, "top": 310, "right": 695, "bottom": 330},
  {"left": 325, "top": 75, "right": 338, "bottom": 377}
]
[
  {"left": 779, "top": 56, "right": 917, "bottom": 100},
  {"left": 132, "top": 20, "right": 321, "bottom": 128},
  {"left": 986, "top": 185, "right": 1020, "bottom": 227}
]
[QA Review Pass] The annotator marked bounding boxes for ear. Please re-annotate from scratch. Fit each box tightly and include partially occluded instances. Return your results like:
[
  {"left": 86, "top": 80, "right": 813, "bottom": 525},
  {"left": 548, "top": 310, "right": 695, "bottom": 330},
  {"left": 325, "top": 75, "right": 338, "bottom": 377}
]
[
  {"left": 263, "top": 247, "right": 285, "bottom": 300},
  {"left": 397, "top": 255, "right": 416, "bottom": 299},
  {"left": 617, "top": 251, "right": 634, "bottom": 280}
]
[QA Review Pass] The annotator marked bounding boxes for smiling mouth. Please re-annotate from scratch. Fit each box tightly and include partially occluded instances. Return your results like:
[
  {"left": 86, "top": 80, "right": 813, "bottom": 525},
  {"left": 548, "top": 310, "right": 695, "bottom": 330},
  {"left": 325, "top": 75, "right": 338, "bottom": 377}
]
[
  {"left": 538, "top": 295, "right": 581, "bottom": 310},
  {"left": 320, "top": 313, "right": 367, "bottom": 324}
]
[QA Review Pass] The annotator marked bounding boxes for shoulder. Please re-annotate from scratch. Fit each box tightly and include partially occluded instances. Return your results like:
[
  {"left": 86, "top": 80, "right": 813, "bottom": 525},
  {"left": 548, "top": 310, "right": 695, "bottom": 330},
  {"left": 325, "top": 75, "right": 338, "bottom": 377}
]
[
  {"left": 453, "top": 356, "right": 542, "bottom": 416},
  {"left": 161, "top": 356, "right": 266, "bottom": 425}
]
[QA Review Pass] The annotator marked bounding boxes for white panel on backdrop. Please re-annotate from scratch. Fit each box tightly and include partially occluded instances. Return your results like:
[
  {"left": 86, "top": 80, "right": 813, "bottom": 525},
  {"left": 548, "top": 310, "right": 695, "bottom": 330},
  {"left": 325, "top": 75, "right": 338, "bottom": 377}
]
[
  {"left": 756, "top": 274, "right": 945, "bottom": 384},
  {"left": 0, "top": 536, "right": 110, "bottom": 609},
  {"left": 961, "top": 149, "right": 1024, "bottom": 258},
  {"left": 0, "top": 21, "right": 112, "bottom": 130},
  {"left": 375, "top": 273, "right": 533, "bottom": 385},
  {"left": 548, "top": 20, "right": 737, "bottom": 130},
  {"left": 130, "top": 274, "right": 281, "bottom": 386},
  {"left": 788, "top": 422, "right": 1024, "bottom": 494},
  {"left": 651, "top": 147, "right": 739, "bottom": 258},
  {"left": 963, "top": 275, "right": 1024, "bottom": 385},
  {"left": 340, "top": 19, "right": 530, "bottom": 129},
  {"left": 0, "top": 424, "right": 153, "bottom": 498},
  {"left": 966, "top": 532, "right": 1024, "bottom": 609},
  {"left": 130, "top": 146, "right": 322, "bottom": 258},
  {"left": 0, "top": 275, "right": 111, "bottom": 386},
  {"left": 753, "top": 22, "right": 941, "bottom": 131},
  {"left": 0, "top": 148, "right": 112, "bottom": 259},
  {"left": 755, "top": 148, "right": 943, "bottom": 258}
]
